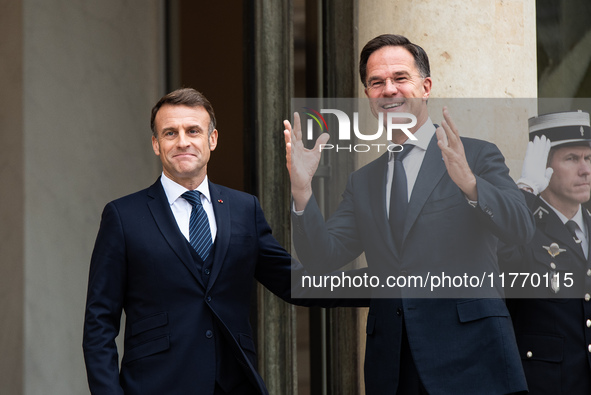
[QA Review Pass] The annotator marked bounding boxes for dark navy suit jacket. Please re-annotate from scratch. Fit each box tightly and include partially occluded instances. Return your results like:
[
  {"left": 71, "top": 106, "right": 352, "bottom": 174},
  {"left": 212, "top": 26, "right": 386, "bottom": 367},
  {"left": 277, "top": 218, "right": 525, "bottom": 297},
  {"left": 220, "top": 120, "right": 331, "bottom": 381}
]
[
  {"left": 293, "top": 133, "right": 536, "bottom": 394},
  {"left": 83, "top": 179, "right": 308, "bottom": 394}
]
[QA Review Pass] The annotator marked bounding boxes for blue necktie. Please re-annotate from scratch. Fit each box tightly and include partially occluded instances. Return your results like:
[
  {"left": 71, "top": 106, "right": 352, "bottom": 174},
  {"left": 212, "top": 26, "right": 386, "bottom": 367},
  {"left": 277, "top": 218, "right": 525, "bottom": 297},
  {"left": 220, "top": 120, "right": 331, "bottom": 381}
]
[
  {"left": 182, "top": 190, "right": 212, "bottom": 260},
  {"left": 389, "top": 144, "right": 415, "bottom": 249}
]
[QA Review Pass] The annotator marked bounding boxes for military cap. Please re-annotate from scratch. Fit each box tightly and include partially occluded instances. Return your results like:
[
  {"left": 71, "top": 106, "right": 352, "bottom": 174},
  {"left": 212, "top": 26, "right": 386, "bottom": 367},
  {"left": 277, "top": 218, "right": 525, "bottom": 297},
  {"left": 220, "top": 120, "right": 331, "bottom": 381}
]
[{"left": 528, "top": 110, "right": 591, "bottom": 147}]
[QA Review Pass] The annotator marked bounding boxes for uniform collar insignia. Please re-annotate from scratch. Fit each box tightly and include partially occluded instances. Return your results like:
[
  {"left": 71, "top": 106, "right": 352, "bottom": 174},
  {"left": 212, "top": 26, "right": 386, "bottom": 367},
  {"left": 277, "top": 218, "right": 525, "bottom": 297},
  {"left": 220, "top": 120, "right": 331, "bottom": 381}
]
[{"left": 533, "top": 206, "right": 549, "bottom": 220}]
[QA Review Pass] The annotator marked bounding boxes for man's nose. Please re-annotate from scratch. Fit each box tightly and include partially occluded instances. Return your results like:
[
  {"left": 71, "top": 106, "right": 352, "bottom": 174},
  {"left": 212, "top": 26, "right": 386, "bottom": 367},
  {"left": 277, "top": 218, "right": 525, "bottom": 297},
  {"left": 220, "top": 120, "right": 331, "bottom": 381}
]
[
  {"left": 177, "top": 131, "right": 190, "bottom": 146},
  {"left": 580, "top": 160, "right": 591, "bottom": 175},
  {"left": 382, "top": 78, "right": 398, "bottom": 95}
]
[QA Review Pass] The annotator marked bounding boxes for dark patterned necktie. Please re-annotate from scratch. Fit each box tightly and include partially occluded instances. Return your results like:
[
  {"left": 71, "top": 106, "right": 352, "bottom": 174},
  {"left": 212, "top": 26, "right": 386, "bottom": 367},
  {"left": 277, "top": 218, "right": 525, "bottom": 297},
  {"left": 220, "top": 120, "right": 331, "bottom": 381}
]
[
  {"left": 389, "top": 144, "right": 415, "bottom": 249},
  {"left": 182, "top": 190, "right": 212, "bottom": 260}
]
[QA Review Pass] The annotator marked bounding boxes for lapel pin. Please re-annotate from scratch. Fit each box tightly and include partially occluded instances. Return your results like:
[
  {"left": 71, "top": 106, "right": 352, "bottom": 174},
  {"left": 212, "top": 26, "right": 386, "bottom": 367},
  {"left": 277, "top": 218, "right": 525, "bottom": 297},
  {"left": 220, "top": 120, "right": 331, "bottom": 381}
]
[
  {"left": 218, "top": 199, "right": 223, "bottom": 204},
  {"left": 543, "top": 242, "right": 566, "bottom": 258}
]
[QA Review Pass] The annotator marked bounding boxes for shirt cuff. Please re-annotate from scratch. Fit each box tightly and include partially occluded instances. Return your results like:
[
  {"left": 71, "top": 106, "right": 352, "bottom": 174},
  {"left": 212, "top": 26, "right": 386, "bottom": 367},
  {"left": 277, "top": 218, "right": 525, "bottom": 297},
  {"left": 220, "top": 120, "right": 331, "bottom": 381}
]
[
  {"left": 292, "top": 201, "right": 304, "bottom": 216},
  {"left": 464, "top": 194, "right": 478, "bottom": 208}
]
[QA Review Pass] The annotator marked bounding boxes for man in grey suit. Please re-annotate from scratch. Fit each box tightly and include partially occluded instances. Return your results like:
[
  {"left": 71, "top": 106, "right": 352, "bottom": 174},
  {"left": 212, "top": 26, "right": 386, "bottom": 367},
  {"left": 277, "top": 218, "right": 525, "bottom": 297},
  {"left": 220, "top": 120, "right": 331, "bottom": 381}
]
[{"left": 284, "top": 34, "right": 535, "bottom": 394}]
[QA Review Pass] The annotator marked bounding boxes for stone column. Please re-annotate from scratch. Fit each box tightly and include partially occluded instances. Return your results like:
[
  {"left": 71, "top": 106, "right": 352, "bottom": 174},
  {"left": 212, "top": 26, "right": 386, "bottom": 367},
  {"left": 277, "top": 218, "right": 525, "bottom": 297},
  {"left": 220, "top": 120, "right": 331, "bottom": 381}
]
[
  {"left": 322, "top": 1, "right": 366, "bottom": 394},
  {"left": 357, "top": 0, "right": 538, "bottom": 176},
  {"left": 1, "top": 1, "right": 163, "bottom": 393},
  {"left": 251, "top": 1, "right": 298, "bottom": 394},
  {"left": 0, "top": 1, "right": 24, "bottom": 393}
]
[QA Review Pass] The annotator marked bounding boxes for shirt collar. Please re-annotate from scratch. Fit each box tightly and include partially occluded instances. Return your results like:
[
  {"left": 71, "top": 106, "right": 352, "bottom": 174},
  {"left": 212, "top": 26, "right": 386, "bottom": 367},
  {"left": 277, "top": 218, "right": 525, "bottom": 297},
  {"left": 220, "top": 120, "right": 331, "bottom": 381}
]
[
  {"left": 572, "top": 207, "right": 586, "bottom": 231},
  {"left": 388, "top": 117, "right": 436, "bottom": 161},
  {"left": 160, "top": 172, "right": 211, "bottom": 205},
  {"left": 540, "top": 196, "right": 584, "bottom": 227}
]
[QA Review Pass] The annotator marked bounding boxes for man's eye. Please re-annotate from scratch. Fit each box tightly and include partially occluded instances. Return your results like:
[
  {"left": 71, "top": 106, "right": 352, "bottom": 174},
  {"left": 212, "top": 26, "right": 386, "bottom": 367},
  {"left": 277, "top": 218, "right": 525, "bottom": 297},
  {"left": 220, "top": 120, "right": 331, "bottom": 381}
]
[
  {"left": 396, "top": 77, "right": 408, "bottom": 82},
  {"left": 370, "top": 80, "right": 384, "bottom": 88}
]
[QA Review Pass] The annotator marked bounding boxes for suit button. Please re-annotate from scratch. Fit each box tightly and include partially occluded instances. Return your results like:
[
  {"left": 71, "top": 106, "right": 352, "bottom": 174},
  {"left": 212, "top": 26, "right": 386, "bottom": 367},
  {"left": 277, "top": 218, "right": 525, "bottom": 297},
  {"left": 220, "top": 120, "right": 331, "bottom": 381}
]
[
  {"left": 396, "top": 308, "right": 403, "bottom": 316},
  {"left": 206, "top": 296, "right": 212, "bottom": 302},
  {"left": 206, "top": 330, "right": 213, "bottom": 339},
  {"left": 526, "top": 351, "right": 533, "bottom": 358},
  {"left": 587, "top": 269, "right": 591, "bottom": 277},
  {"left": 586, "top": 319, "right": 591, "bottom": 328},
  {"left": 588, "top": 344, "right": 591, "bottom": 353},
  {"left": 586, "top": 294, "right": 591, "bottom": 302},
  {"left": 550, "top": 263, "right": 556, "bottom": 270},
  {"left": 204, "top": 268, "right": 210, "bottom": 275}
]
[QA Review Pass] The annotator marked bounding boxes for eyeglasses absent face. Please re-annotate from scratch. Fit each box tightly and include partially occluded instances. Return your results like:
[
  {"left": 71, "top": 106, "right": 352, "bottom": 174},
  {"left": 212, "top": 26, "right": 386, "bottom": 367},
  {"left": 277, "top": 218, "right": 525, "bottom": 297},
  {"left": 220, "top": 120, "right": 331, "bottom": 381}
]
[{"left": 366, "top": 72, "right": 424, "bottom": 93}]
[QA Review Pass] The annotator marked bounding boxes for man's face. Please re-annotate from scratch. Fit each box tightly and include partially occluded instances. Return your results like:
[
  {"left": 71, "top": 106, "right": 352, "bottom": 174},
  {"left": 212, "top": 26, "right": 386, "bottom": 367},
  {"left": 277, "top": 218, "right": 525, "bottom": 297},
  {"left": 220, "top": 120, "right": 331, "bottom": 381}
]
[
  {"left": 152, "top": 104, "right": 217, "bottom": 187},
  {"left": 544, "top": 145, "right": 591, "bottom": 207},
  {"left": 364, "top": 45, "right": 432, "bottom": 134}
]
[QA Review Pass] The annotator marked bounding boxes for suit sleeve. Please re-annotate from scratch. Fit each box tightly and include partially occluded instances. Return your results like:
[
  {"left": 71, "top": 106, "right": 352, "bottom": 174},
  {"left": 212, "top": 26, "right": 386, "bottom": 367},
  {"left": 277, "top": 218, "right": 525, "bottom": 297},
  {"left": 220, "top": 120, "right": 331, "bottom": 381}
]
[
  {"left": 471, "top": 142, "right": 536, "bottom": 245},
  {"left": 497, "top": 189, "right": 538, "bottom": 271},
  {"left": 82, "top": 202, "right": 126, "bottom": 394},
  {"left": 251, "top": 196, "right": 369, "bottom": 306},
  {"left": 291, "top": 176, "right": 365, "bottom": 275}
]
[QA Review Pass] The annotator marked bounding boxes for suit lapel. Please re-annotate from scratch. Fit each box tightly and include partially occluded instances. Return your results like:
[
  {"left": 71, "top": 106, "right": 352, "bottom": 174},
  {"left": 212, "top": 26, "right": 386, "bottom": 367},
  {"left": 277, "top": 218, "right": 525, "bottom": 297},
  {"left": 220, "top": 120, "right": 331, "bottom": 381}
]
[
  {"left": 207, "top": 182, "right": 230, "bottom": 290},
  {"left": 370, "top": 152, "right": 399, "bottom": 258},
  {"left": 147, "top": 179, "right": 205, "bottom": 288},
  {"left": 403, "top": 135, "right": 446, "bottom": 242}
]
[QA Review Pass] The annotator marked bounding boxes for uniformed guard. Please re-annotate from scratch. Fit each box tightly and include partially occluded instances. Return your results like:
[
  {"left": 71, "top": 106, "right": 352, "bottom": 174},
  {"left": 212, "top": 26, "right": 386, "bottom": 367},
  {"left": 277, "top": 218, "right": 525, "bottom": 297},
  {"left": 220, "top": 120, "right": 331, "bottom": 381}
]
[{"left": 499, "top": 110, "right": 591, "bottom": 394}]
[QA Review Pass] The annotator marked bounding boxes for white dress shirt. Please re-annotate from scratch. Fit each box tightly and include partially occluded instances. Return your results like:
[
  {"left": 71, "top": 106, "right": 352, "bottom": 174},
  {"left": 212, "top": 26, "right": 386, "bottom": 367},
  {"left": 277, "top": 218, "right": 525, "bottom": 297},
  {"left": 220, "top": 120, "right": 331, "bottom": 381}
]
[
  {"left": 541, "top": 197, "right": 588, "bottom": 259},
  {"left": 160, "top": 173, "right": 217, "bottom": 243}
]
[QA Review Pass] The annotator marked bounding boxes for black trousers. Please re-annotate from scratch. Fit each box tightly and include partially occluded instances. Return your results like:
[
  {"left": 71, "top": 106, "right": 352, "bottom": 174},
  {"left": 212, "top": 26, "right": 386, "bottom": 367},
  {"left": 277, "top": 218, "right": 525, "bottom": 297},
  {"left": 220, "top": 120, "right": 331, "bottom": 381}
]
[
  {"left": 213, "top": 380, "right": 258, "bottom": 395},
  {"left": 398, "top": 319, "right": 428, "bottom": 395}
]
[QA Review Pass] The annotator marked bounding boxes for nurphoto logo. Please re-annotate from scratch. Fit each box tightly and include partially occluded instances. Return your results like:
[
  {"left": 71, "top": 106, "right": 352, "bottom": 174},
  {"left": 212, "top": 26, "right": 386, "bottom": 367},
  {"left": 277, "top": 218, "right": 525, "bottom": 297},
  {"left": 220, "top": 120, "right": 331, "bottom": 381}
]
[{"left": 302, "top": 107, "right": 417, "bottom": 152}]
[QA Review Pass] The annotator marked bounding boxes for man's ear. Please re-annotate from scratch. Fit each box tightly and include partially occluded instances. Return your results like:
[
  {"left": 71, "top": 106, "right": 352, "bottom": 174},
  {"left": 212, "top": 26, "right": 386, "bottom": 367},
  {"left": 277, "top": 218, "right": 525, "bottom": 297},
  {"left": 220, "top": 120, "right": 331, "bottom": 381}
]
[
  {"left": 152, "top": 135, "right": 160, "bottom": 156},
  {"left": 209, "top": 129, "right": 218, "bottom": 151},
  {"left": 422, "top": 77, "right": 432, "bottom": 99}
]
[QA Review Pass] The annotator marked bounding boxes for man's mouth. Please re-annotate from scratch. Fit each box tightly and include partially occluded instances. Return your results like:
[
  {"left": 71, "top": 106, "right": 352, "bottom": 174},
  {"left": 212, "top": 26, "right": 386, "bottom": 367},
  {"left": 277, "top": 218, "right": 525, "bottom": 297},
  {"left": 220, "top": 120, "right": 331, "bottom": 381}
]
[
  {"left": 382, "top": 101, "right": 404, "bottom": 110},
  {"left": 174, "top": 152, "right": 195, "bottom": 158}
]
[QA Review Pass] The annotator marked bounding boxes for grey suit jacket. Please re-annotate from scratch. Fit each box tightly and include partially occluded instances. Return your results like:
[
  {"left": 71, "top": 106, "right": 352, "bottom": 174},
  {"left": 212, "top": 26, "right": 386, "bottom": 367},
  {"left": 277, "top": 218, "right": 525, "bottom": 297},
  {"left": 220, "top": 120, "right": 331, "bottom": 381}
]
[{"left": 293, "top": 132, "right": 535, "bottom": 394}]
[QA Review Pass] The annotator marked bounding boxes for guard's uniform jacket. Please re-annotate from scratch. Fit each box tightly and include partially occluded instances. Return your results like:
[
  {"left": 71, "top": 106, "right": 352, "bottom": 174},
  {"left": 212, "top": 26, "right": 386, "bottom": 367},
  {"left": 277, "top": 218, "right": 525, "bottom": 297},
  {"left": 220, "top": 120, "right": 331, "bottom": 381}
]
[{"left": 499, "top": 190, "right": 591, "bottom": 394}]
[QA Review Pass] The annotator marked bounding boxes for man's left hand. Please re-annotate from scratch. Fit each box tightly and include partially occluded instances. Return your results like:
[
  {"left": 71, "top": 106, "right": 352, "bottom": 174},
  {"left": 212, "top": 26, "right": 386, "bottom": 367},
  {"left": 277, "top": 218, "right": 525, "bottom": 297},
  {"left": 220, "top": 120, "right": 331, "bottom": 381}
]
[{"left": 436, "top": 107, "right": 478, "bottom": 201}]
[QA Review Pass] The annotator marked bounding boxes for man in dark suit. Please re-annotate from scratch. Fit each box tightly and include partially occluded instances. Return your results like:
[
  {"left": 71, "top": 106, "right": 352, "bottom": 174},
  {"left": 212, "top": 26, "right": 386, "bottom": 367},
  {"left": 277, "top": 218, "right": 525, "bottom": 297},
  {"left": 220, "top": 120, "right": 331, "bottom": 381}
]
[
  {"left": 83, "top": 88, "right": 323, "bottom": 394},
  {"left": 284, "top": 34, "right": 535, "bottom": 394},
  {"left": 499, "top": 110, "right": 591, "bottom": 394}
]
